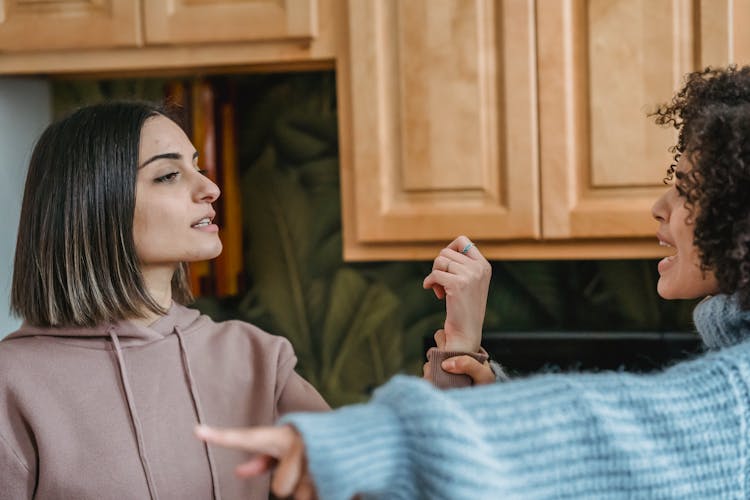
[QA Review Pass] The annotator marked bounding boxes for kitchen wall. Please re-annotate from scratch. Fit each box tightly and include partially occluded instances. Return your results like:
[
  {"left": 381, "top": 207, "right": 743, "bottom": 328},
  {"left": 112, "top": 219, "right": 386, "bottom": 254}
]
[{"left": 0, "top": 78, "right": 51, "bottom": 337}]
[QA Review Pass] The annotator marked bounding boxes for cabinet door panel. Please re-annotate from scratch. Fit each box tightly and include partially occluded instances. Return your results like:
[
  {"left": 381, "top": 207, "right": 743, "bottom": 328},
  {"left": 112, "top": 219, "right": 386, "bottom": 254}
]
[
  {"left": 538, "top": 0, "right": 694, "bottom": 239},
  {"left": 144, "top": 0, "right": 317, "bottom": 45},
  {"left": 346, "top": 0, "right": 538, "bottom": 243},
  {"left": 0, "top": 0, "right": 140, "bottom": 51},
  {"left": 699, "top": 0, "right": 750, "bottom": 67}
]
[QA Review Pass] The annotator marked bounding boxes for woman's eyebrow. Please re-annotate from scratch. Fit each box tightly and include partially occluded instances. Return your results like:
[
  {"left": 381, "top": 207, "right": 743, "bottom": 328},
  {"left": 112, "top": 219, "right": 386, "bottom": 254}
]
[{"left": 139, "top": 151, "right": 199, "bottom": 169}]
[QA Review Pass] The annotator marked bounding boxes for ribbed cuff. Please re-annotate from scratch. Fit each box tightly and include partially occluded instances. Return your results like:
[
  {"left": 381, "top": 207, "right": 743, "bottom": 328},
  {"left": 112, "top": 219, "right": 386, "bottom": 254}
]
[{"left": 427, "top": 348, "right": 489, "bottom": 389}]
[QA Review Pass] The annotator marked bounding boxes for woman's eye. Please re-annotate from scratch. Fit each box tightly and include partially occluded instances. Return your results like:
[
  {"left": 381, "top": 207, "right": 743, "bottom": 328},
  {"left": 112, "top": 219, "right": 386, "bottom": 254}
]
[
  {"left": 155, "top": 171, "right": 179, "bottom": 183},
  {"left": 673, "top": 171, "right": 687, "bottom": 196}
]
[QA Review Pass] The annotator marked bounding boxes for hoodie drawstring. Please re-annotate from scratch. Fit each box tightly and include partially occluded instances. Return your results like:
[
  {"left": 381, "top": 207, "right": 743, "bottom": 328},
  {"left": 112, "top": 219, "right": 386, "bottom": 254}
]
[
  {"left": 175, "top": 325, "right": 222, "bottom": 500},
  {"left": 108, "top": 328, "right": 160, "bottom": 500},
  {"left": 108, "top": 326, "right": 222, "bottom": 500}
]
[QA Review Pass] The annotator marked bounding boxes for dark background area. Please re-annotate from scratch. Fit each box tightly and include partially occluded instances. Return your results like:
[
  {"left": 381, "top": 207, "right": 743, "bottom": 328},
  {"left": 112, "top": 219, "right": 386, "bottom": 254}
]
[
  {"left": 53, "top": 71, "right": 699, "bottom": 404},
  {"left": 427, "top": 331, "right": 704, "bottom": 377}
]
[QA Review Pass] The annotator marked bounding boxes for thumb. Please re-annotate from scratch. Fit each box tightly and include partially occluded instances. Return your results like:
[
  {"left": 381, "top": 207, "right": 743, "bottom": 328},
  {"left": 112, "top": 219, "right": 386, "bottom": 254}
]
[
  {"left": 433, "top": 329, "right": 447, "bottom": 349},
  {"left": 441, "top": 356, "right": 495, "bottom": 385}
]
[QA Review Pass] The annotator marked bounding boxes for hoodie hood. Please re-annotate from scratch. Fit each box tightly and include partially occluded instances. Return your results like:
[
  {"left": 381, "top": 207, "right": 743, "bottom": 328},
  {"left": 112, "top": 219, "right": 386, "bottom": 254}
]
[{"left": 5, "top": 302, "right": 205, "bottom": 346}]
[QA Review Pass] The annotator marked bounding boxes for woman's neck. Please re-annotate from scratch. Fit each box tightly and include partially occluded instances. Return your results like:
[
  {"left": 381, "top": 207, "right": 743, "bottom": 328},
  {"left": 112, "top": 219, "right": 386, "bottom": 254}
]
[{"left": 132, "top": 265, "right": 175, "bottom": 326}]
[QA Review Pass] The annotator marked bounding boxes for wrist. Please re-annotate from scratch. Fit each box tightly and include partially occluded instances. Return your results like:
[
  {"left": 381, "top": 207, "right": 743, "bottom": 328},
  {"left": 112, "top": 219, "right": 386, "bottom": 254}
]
[
  {"left": 444, "top": 339, "right": 481, "bottom": 353},
  {"left": 426, "top": 349, "right": 489, "bottom": 389}
]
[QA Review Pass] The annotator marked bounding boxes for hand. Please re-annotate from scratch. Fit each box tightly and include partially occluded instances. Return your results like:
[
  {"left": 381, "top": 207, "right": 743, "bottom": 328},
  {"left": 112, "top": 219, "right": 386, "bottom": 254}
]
[
  {"left": 195, "top": 424, "right": 316, "bottom": 500},
  {"left": 422, "top": 329, "right": 495, "bottom": 386},
  {"left": 423, "top": 235, "right": 491, "bottom": 353},
  {"left": 440, "top": 356, "right": 495, "bottom": 385}
]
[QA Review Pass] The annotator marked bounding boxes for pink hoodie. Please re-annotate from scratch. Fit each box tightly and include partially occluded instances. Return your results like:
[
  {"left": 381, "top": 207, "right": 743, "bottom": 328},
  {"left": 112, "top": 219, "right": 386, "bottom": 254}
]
[{"left": 0, "top": 303, "right": 329, "bottom": 499}]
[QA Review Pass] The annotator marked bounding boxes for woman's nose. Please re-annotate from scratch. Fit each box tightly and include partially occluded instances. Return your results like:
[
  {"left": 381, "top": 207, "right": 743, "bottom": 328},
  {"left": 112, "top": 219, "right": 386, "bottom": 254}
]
[
  {"left": 195, "top": 173, "right": 221, "bottom": 203},
  {"left": 651, "top": 189, "right": 669, "bottom": 223}
]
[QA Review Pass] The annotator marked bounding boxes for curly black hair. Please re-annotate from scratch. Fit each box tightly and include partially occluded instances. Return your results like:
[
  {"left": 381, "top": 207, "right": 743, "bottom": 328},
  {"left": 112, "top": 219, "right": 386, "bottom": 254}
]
[{"left": 653, "top": 66, "right": 750, "bottom": 309}]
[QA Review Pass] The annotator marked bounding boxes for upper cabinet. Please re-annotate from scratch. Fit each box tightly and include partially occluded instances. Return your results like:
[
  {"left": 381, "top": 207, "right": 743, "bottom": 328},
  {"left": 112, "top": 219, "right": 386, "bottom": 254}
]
[
  {"left": 537, "top": 0, "right": 694, "bottom": 240},
  {"left": 341, "top": 0, "right": 750, "bottom": 259},
  {"left": 2, "top": 0, "right": 749, "bottom": 260},
  {"left": 343, "top": 0, "right": 538, "bottom": 246},
  {"left": 0, "top": 0, "right": 319, "bottom": 53},
  {"left": 144, "top": 0, "right": 318, "bottom": 45},
  {"left": 0, "top": 0, "right": 141, "bottom": 52},
  {"left": 535, "top": 0, "right": 750, "bottom": 243}
]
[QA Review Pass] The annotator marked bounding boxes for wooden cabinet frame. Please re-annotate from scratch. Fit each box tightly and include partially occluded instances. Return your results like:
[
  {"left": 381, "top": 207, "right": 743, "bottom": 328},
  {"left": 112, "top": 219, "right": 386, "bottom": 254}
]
[{"left": 0, "top": 0, "right": 140, "bottom": 52}]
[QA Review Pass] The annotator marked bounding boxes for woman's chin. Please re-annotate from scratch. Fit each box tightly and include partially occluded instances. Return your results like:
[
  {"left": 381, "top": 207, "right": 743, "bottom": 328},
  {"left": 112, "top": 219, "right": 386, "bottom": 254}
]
[
  {"left": 657, "top": 262, "right": 720, "bottom": 300},
  {"left": 186, "top": 244, "right": 223, "bottom": 262},
  {"left": 210, "top": 245, "right": 223, "bottom": 260},
  {"left": 656, "top": 278, "right": 683, "bottom": 300},
  {"left": 656, "top": 281, "right": 673, "bottom": 300},
  {"left": 204, "top": 242, "right": 224, "bottom": 260}
]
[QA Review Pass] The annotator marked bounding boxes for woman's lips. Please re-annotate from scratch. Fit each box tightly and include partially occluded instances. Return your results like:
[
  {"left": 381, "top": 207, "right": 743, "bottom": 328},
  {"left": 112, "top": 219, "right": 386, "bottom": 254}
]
[
  {"left": 191, "top": 217, "right": 219, "bottom": 233},
  {"left": 193, "top": 223, "right": 219, "bottom": 233},
  {"left": 656, "top": 234, "right": 676, "bottom": 274},
  {"left": 658, "top": 253, "right": 677, "bottom": 274}
]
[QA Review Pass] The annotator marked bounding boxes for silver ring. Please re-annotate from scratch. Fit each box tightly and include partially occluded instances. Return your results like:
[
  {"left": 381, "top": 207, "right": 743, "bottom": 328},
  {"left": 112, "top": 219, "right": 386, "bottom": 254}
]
[
  {"left": 461, "top": 243, "right": 474, "bottom": 255},
  {"left": 446, "top": 261, "right": 451, "bottom": 273}
]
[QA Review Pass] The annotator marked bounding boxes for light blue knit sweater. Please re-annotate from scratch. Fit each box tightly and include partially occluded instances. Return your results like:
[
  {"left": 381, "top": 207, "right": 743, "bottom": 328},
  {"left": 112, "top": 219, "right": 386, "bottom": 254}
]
[{"left": 282, "top": 295, "right": 750, "bottom": 499}]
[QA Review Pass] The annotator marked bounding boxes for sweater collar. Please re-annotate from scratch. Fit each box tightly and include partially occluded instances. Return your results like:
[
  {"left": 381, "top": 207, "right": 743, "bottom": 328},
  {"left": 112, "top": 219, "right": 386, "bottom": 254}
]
[{"left": 693, "top": 294, "right": 750, "bottom": 349}]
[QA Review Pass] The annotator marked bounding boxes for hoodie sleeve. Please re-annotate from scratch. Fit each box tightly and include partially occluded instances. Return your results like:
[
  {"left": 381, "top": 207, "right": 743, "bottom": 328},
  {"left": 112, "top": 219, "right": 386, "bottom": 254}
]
[
  {"left": 0, "top": 433, "right": 33, "bottom": 500},
  {"left": 274, "top": 338, "right": 329, "bottom": 415}
]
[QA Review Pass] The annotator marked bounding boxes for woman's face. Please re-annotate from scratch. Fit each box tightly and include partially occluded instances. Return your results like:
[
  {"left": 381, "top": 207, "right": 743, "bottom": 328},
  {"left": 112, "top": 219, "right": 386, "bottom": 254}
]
[
  {"left": 133, "top": 115, "right": 222, "bottom": 270},
  {"left": 651, "top": 155, "right": 719, "bottom": 299}
]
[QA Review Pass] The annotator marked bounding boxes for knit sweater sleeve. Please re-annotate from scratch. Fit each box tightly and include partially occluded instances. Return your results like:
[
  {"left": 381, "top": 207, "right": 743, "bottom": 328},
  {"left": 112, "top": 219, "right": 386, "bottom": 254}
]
[{"left": 281, "top": 343, "right": 750, "bottom": 500}]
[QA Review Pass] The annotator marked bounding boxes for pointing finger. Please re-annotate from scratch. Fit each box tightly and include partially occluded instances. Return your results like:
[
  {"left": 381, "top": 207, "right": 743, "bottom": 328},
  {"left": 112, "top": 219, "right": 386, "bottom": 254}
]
[{"left": 195, "top": 425, "right": 295, "bottom": 458}]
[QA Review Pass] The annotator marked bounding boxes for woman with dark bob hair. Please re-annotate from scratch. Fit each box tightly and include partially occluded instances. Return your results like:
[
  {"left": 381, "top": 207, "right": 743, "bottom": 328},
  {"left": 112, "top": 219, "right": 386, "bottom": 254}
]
[
  {"left": 198, "top": 66, "right": 750, "bottom": 499},
  {"left": 0, "top": 102, "right": 331, "bottom": 499}
]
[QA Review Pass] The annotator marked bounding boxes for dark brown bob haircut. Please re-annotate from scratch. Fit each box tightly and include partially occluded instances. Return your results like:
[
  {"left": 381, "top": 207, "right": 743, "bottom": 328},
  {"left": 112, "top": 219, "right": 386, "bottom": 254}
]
[{"left": 11, "top": 101, "right": 193, "bottom": 327}]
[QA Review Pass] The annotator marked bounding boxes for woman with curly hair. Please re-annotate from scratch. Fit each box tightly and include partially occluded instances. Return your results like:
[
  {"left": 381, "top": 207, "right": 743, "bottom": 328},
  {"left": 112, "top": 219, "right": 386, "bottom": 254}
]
[{"left": 195, "top": 65, "right": 750, "bottom": 499}]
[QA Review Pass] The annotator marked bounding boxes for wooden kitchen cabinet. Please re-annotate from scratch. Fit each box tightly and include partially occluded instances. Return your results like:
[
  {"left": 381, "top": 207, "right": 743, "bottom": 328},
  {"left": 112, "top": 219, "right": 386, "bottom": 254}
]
[
  {"left": 535, "top": 0, "right": 750, "bottom": 241},
  {"left": 342, "top": 0, "right": 539, "bottom": 246},
  {"left": 0, "top": 0, "right": 318, "bottom": 53},
  {"left": 3, "top": 0, "right": 750, "bottom": 260},
  {"left": 0, "top": 0, "right": 334, "bottom": 74},
  {"left": 341, "top": 0, "right": 750, "bottom": 260},
  {"left": 0, "top": 0, "right": 141, "bottom": 52},
  {"left": 143, "top": 0, "right": 317, "bottom": 45}
]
